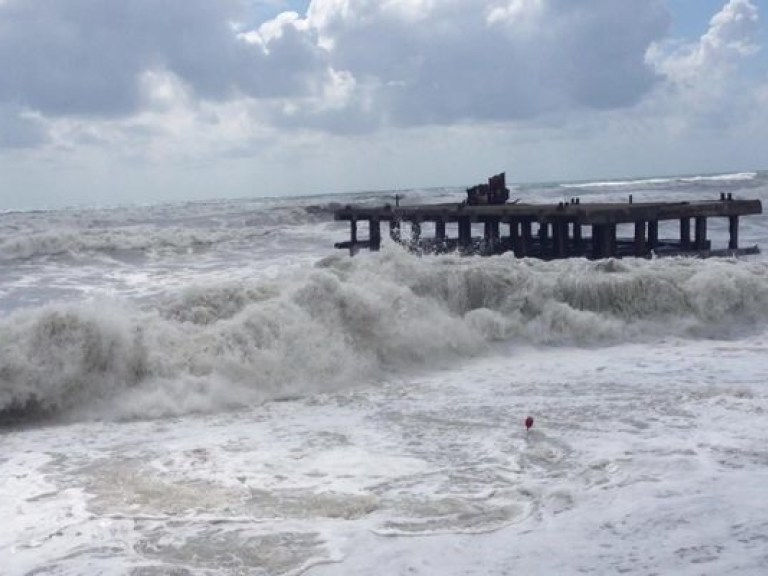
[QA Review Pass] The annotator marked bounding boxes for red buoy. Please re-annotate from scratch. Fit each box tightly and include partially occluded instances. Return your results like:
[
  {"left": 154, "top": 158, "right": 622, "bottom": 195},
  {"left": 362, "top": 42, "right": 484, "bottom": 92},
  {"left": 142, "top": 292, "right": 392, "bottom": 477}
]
[{"left": 525, "top": 416, "right": 534, "bottom": 431}]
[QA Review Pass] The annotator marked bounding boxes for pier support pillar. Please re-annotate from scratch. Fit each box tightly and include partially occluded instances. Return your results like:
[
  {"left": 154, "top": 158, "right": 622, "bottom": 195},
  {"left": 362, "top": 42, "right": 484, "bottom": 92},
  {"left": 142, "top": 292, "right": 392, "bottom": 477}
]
[
  {"left": 729, "top": 216, "right": 739, "bottom": 250},
  {"left": 538, "top": 222, "right": 550, "bottom": 257},
  {"left": 370, "top": 218, "right": 381, "bottom": 251},
  {"left": 349, "top": 219, "right": 358, "bottom": 256},
  {"left": 680, "top": 218, "right": 691, "bottom": 250},
  {"left": 411, "top": 221, "right": 422, "bottom": 244},
  {"left": 572, "top": 223, "right": 583, "bottom": 255},
  {"left": 552, "top": 221, "right": 568, "bottom": 258},
  {"left": 390, "top": 220, "right": 401, "bottom": 242},
  {"left": 605, "top": 224, "right": 617, "bottom": 257},
  {"left": 510, "top": 221, "right": 525, "bottom": 258},
  {"left": 458, "top": 216, "right": 472, "bottom": 249},
  {"left": 694, "top": 217, "right": 707, "bottom": 250},
  {"left": 591, "top": 224, "right": 616, "bottom": 258},
  {"left": 435, "top": 219, "right": 446, "bottom": 243},
  {"left": 522, "top": 221, "right": 532, "bottom": 256},
  {"left": 634, "top": 221, "right": 646, "bottom": 257},
  {"left": 591, "top": 225, "right": 602, "bottom": 259},
  {"left": 648, "top": 220, "right": 659, "bottom": 251},
  {"left": 484, "top": 218, "right": 500, "bottom": 253}
]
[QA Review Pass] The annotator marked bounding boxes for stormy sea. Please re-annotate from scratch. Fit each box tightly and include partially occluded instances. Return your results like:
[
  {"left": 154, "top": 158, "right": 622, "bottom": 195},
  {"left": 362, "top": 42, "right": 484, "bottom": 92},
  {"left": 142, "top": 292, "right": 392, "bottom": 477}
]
[{"left": 2, "top": 171, "right": 768, "bottom": 575}]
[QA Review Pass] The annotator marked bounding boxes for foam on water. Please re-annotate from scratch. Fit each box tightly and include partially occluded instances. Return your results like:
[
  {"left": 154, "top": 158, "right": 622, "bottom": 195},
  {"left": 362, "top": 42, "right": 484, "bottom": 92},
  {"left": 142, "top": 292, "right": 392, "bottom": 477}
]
[
  {"left": 2, "top": 248, "right": 768, "bottom": 422},
  {"left": 0, "top": 206, "right": 331, "bottom": 262},
  {"left": 2, "top": 171, "right": 768, "bottom": 574},
  {"left": 3, "top": 335, "right": 767, "bottom": 575},
  {"left": 560, "top": 171, "right": 758, "bottom": 190}
]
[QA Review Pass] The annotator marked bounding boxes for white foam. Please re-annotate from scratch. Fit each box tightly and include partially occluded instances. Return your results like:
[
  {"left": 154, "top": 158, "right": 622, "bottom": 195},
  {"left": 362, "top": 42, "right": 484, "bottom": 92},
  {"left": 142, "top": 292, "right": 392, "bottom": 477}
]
[
  {"left": 3, "top": 250, "right": 768, "bottom": 421},
  {"left": 3, "top": 334, "right": 767, "bottom": 574},
  {"left": 561, "top": 171, "right": 758, "bottom": 189}
]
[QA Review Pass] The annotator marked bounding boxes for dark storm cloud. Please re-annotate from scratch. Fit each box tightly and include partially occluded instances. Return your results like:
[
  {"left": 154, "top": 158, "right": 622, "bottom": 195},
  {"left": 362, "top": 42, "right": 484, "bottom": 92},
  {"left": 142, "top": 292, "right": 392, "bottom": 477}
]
[
  {"left": 293, "top": 0, "right": 671, "bottom": 129},
  {"left": 0, "top": 0, "right": 671, "bottom": 135},
  {"left": 0, "top": 0, "right": 326, "bottom": 117}
]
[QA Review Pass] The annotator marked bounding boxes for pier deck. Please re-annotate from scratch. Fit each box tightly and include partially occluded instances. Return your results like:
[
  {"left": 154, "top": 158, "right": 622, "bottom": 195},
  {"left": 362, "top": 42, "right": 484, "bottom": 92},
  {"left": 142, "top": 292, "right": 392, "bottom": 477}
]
[{"left": 334, "top": 196, "right": 762, "bottom": 259}]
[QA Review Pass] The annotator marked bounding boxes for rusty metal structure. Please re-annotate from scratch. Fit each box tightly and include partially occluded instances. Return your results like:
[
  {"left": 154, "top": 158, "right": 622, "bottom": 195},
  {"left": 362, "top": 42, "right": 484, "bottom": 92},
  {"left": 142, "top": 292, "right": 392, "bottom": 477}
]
[{"left": 465, "top": 173, "right": 510, "bottom": 206}]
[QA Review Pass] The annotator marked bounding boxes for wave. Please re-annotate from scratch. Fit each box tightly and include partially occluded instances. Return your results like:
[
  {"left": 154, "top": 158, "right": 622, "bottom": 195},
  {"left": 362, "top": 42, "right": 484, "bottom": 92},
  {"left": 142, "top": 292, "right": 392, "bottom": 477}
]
[
  {"left": 2, "top": 248, "right": 768, "bottom": 422},
  {"left": 682, "top": 172, "right": 758, "bottom": 183},
  {"left": 0, "top": 227, "right": 228, "bottom": 261},
  {"left": 0, "top": 205, "right": 335, "bottom": 261},
  {"left": 561, "top": 172, "right": 758, "bottom": 190}
]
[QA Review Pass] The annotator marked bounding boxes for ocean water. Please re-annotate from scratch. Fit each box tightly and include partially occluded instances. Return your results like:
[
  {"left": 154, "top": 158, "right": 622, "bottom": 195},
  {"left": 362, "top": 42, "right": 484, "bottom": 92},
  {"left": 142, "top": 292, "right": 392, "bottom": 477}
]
[{"left": 2, "top": 171, "right": 768, "bottom": 575}]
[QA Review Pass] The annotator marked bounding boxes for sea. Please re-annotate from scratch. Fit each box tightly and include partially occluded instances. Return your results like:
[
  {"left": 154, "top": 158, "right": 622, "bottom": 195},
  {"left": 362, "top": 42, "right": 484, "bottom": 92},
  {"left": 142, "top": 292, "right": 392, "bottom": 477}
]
[{"left": 2, "top": 171, "right": 768, "bottom": 575}]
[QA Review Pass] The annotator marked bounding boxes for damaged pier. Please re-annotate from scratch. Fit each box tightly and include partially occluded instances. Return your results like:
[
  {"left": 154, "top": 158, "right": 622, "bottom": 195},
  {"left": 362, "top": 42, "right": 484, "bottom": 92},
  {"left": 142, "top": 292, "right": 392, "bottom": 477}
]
[{"left": 334, "top": 174, "right": 762, "bottom": 259}]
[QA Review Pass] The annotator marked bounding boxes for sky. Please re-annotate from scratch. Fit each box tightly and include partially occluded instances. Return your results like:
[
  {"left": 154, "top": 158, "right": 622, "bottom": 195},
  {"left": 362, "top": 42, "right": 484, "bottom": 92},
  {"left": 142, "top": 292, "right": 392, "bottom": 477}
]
[{"left": 0, "top": 0, "right": 766, "bottom": 209}]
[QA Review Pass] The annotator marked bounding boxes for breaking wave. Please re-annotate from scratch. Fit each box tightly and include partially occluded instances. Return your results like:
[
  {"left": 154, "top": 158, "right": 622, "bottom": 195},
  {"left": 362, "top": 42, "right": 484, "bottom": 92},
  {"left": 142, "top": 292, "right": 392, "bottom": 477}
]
[
  {"left": 0, "top": 227, "right": 244, "bottom": 261},
  {"left": 561, "top": 172, "right": 758, "bottom": 190},
  {"left": 0, "top": 204, "right": 334, "bottom": 261},
  {"left": 2, "top": 249, "right": 768, "bottom": 422}
]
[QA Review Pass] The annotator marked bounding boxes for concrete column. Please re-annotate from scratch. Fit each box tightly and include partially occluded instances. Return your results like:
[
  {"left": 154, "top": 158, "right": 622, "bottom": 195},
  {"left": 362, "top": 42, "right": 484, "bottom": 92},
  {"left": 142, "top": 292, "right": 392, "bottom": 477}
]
[
  {"left": 484, "top": 218, "right": 500, "bottom": 253},
  {"left": 695, "top": 217, "right": 707, "bottom": 250},
  {"left": 458, "top": 216, "right": 472, "bottom": 248},
  {"left": 389, "top": 219, "right": 401, "bottom": 242},
  {"left": 572, "top": 223, "right": 583, "bottom": 254},
  {"left": 538, "top": 222, "right": 550, "bottom": 257},
  {"left": 648, "top": 220, "right": 659, "bottom": 250},
  {"left": 522, "top": 221, "right": 532, "bottom": 246},
  {"left": 729, "top": 216, "right": 739, "bottom": 250},
  {"left": 435, "top": 219, "right": 446, "bottom": 242},
  {"left": 510, "top": 221, "right": 523, "bottom": 258},
  {"left": 369, "top": 218, "right": 381, "bottom": 251},
  {"left": 411, "top": 221, "right": 422, "bottom": 243},
  {"left": 604, "top": 224, "right": 617, "bottom": 257},
  {"left": 680, "top": 218, "right": 691, "bottom": 249},
  {"left": 634, "top": 221, "right": 646, "bottom": 257},
  {"left": 591, "top": 225, "right": 603, "bottom": 259},
  {"left": 350, "top": 218, "right": 358, "bottom": 256},
  {"left": 553, "top": 221, "right": 568, "bottom": 258}
]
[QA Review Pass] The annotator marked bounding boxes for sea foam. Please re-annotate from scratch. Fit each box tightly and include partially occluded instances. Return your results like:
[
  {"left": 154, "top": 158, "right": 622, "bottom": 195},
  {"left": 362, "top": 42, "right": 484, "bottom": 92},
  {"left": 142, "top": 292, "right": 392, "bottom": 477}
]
[{"left": 2, "top": 248, "right": 767, "bottom": 422}]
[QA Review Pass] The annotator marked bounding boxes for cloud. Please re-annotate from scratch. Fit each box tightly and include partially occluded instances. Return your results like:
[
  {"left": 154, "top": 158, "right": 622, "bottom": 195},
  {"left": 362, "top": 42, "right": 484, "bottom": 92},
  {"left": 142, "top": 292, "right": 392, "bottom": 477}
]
[
  {"left": 0, "top": 0, "right": 328, "bottom": 118},
  {"left": 0, "top": 105, "right": 46, "bottom": 148},
  {"left": 0, "top": 0, "right": 764, "bottom": 198},
  {"left": 644, "top": 0, "right": 761, "bottom": 133},
  {"left": 650, "top": 0, "right": 759, "bottom": 82},
  {"left": 0, "top": 0, "right": 670, "bottom": 133},
  {"left": 528, "top": 0, "right": 766, "bottom": 180},
  {"left": 282, "top": 0, "right": 671, "bottom": 129}
]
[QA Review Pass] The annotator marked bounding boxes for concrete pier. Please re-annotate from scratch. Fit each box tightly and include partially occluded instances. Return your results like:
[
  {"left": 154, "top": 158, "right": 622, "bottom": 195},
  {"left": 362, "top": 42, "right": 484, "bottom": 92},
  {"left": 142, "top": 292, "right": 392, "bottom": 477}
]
[{"left": 334, "top": 190, "right": 762, "bottom": 260}]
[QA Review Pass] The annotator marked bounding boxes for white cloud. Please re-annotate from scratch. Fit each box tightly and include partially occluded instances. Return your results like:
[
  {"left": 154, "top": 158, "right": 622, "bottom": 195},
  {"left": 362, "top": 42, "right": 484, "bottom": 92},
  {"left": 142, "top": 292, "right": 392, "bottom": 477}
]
[
  {"left": 0, "top": 0, "right": 670, "bottom": 132},
  {"left": 138, "top": 69, "right": 195, "bottom": 113},
  {"left": 0, "top": 0, "right": 328, "bottom": 118},
  {"left": 0, "top": 0, "right": 765, "bottom": 207},
  {"left": 650, "top": 0, "right": 759, "bottom": 82},
  {"left": 644, "top": 0, "right": 761, "bottom": 135},
  {"left": 487, "top": 0, "right": 545, "bottom": 27},
  {"left": 0, "top": 105, "right": 46, "bottom": 148},
  {"left": 270, "top": 0, "right": 671, "bottom": 131},
  {"left": 706, "top": 0, "right": 760, "bottom": 56}
]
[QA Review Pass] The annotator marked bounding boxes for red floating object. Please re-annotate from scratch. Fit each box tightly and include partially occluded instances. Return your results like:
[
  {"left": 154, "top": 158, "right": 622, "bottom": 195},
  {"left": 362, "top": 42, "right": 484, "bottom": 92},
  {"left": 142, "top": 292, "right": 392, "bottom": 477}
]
[{"left": 525, "top": 416, "right": 534, "bottom": 431}]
